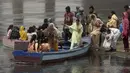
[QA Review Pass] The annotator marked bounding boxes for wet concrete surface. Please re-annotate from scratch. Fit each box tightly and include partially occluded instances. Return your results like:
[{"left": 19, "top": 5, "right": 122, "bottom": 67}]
[{"left": 0, "top": 0, "right": 130, "bottom": 73}]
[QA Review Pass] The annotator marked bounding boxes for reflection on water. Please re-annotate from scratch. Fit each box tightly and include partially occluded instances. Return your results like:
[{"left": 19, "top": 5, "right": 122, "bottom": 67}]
[{"left": 0, "top": 0, "right": 130, "bottom": 73}]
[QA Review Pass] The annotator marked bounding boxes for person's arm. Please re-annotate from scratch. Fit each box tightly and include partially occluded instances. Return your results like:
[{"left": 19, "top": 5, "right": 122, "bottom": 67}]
[{"left": 64, "top": 13, "right": 66, "bottom": 24}]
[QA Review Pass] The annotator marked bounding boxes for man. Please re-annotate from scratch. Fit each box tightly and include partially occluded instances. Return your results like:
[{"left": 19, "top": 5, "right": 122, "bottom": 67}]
[{"left": 63, "top": 6, "right": 74, "bottom": 41}]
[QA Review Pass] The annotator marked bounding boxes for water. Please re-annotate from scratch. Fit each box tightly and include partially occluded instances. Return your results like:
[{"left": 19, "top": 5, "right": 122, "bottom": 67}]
[{"left": 0, "top": 0, "right": 130, "bottom": 73}]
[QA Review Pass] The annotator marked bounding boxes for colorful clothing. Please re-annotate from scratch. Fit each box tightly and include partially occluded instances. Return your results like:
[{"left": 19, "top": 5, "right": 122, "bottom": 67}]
[
  {"left": 90, "top": 15, "right": 103, "bottom": 47},
  {"left": 19, "top": 26, "right": 28, "bottom": 41},
  {"left": 43, "top": 23, "right": 59, "bottom": 51},
  {"left": 122, "top": 12, "right": 129, "bottom": 49},
  {"left": 110, "top": 14, "right": 118, "bottom": 28},
  {"left": 64, "top": 12, "right": 74, "bottom": 26},
  {"left": 69, "top": 22, "right": 83, "bottom": 50}
]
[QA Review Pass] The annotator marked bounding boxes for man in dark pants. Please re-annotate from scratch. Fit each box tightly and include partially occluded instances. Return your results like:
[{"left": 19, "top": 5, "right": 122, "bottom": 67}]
[{"left": 63, "top": 6, "right": 74, "bottom": 41}]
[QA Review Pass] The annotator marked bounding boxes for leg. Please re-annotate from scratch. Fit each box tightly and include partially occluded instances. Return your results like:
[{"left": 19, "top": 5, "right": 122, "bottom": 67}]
[
  {"left": 63, "top": 28, "right": 68, "bottom": 41},
  {"left": 123, "top": 37, "right": 129, "bottom": 52},
  {"left": 70, "top": 41, "right": 74, "bottom": 50},
  {"left": 99, "top": 34, "right": 102, "bottom": 47}
]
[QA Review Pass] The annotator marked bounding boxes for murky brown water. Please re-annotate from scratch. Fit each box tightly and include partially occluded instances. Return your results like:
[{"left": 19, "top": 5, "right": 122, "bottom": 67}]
[{"left": 0, "top": 0, "right": 130, "bottom": 73}]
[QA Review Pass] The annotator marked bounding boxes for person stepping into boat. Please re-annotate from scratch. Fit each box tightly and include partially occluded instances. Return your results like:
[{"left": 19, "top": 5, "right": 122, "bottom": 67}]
[{"left": 65, "top": 18, "right": 83, "bottom": 50}]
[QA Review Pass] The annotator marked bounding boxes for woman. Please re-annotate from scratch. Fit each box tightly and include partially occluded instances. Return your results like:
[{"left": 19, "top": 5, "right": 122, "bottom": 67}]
[
  {"left": 66, "top": 19, "right": 83, "bottom": 50},
  {"left": 43, "top": 23, "right": 59, "bottom": 51},
  {"left": 28, "top": 34, "right": 37, "bottom": 53},
  {"left": 19, "top": 26, "right": 28, "bottom": 41},
  {"left": 27, "top": 26, "right": 37, "bottom": 41},
  {"left": 7, "top": 25, "right": 13, "bottom": 39},
  {"left": 10, "top": 26, "right": 20, "bottom": 40},
  {"left": 63, "top": 6, "right": 74, "bottom": 41},
  {"left": 90, "top": 14, "right": 103, "bottom": 48},
  {"left": 122, "top": 12, "right": 129, "bottom": 52},
  {"left": 110, "top": 11, "right": 119, "bottom": 28}
]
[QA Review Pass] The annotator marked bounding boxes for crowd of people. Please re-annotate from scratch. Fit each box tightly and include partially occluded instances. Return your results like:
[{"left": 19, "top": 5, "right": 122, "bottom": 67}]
[{"left": 6, "top": 5, "right": 130, "bottom": 53}]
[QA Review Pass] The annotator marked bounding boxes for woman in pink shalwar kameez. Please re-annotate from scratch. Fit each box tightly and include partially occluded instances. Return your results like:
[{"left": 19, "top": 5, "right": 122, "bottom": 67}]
[{"left": 122, "top": 12, "right": 129, "bottom": 52}]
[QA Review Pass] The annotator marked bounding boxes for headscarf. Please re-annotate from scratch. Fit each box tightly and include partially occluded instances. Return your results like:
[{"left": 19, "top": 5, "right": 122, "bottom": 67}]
[{"left": 19, "top": 26, "right": 27, "bottom": 40}]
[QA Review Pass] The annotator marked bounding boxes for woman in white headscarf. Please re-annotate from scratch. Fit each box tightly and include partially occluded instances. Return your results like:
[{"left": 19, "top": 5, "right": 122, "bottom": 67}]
[
  {"left": 43, "top": 23, "right": 60, "bottom": 51},
  {"left": 90, "top": 14, "right": 103, "bottom": 48}
]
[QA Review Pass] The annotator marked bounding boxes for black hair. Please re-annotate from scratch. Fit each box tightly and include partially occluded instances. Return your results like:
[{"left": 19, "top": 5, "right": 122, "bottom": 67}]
[
  {"left": 89, "top": 5, "right": 94, "bottom": 10},
  {"left": 27, "top": 26, "right": 35, "bottom": 33},
  {"left": 42, "top": 19, "right": 49, "bottom": 30},
  {"left": 108, "top": 15, "right": 111, "bottom": 19},
  {"left": 7, "top": 25, "right": 13, "bottom": 32},
  {"left": 124, "top": 5, "right": 129, "bottom": 11},
  {"left": 15, "top": 26, "right": 19, "bottom": 31},
  {"left": 37, "top": 26, "right": 42, "bottom": 31},
  {"left": 111, "top": 11, "right": 116, "bottom": 15},
  {"left": 30, "top": 34, "right": 37, "bottom": 43},
  {"left": 107, "top": 28, "right": 111, "bottom": 34},
  {"left": 91, "top": 14, "right": 96, "bottom": 19},
  {"left": 100, "top": 25, "right": 107, "bottom": 33},
  {"left": 44, "top": 18, "right": 48, "bottom": 24},
  {"left": 65, "top": 6, "right": 71, "bottom": 12}
]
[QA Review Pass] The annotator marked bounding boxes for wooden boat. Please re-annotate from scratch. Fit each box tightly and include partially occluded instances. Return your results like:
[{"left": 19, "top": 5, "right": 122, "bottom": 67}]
[
  {"left": 2, "top": 36, "right": 29, "bottom": 50},
  {"left": 12, "top": 36, "right": 91, "bottom": 63}
]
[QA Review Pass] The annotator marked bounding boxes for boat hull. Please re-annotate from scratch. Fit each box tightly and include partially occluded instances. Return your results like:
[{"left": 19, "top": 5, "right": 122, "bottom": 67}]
[
  {"left": 12, "top": 36, "right": 91, "bottom": 63},
  {"left": 2, "top": 36, "right": 29, "bottom": 50}
]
